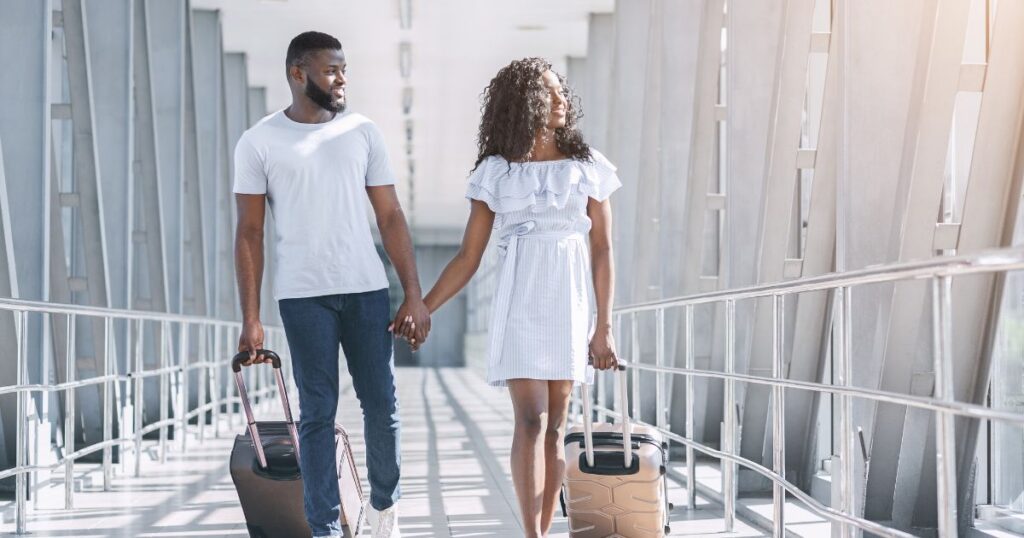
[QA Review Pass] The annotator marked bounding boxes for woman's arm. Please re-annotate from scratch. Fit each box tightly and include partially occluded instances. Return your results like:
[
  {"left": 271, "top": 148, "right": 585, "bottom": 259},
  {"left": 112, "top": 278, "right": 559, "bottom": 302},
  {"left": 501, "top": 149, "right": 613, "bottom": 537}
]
[
  {"left": 587, "top": 196, "right": 618, "bottom": 370},
  {"left": 423, "top": 199, "right": 496, "bottom": 314}
]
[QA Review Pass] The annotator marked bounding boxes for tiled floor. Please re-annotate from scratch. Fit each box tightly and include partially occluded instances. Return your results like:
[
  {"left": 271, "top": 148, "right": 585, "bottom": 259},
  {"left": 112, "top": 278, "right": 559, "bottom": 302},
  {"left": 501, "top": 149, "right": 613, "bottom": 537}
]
[{"left": 0, "top": 367, "right": 767, "bottom": 537}]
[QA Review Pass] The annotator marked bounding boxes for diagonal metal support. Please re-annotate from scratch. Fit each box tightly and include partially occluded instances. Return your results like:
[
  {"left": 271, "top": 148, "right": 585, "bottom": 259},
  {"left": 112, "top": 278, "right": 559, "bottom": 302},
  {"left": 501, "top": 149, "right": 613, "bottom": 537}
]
[{"left": 182, "top": 2, "right": 209, "bottom": 318}]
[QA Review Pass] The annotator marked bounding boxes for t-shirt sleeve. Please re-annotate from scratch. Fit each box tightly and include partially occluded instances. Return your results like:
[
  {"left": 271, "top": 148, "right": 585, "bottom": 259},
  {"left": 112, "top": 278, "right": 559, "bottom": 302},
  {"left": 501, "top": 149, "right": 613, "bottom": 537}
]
[
  {"left": 365, "top": 122, "right": 397, "bottom": 187},
  {"left": 232, "top": 135, "right": 268, "bottom": 195}
]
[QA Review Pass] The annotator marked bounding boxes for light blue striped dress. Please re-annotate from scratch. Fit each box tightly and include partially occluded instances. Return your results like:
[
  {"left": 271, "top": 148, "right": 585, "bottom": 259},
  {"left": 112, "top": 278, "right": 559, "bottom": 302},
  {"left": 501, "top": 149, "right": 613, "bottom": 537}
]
[{"left": 465, "top": 149, "right": 622, "bottom": 388}]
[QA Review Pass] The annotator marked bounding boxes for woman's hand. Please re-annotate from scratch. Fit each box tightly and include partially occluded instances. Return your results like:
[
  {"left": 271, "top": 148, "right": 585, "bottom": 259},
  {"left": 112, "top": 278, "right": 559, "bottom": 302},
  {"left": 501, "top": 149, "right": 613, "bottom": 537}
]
[
  {"left": 589, "top": 325, "right": 618, "bottom": 370},
  {"left": 389, "top": 298, "right": 431, "bottom": 349}
]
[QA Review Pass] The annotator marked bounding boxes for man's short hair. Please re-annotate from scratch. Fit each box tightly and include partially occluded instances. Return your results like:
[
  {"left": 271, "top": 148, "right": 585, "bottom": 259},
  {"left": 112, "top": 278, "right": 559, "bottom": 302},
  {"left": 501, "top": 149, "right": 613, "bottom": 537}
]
[{"left": 286, "top": 31, "right": 342, "bottom": 68}]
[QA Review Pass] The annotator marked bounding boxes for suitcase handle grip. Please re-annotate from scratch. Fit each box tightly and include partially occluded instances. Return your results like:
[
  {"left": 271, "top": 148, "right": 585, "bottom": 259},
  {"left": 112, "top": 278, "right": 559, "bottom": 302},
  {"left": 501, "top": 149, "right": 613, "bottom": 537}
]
[
  {"left": 231, "top": 349, "right": 282, "bottom": 372},
  {"left": 580, "top": 361, "right": 632, "bottom": 469},
  {"left": 231, "top": 349, "right": 300, "bottom": 470}
]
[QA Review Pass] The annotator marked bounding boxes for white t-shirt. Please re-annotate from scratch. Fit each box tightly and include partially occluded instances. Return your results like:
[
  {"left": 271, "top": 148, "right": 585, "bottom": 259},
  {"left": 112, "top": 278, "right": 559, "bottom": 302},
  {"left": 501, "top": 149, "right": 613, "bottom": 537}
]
[{"left": 233, "top": 110, "right": 395, "bottom": 300}]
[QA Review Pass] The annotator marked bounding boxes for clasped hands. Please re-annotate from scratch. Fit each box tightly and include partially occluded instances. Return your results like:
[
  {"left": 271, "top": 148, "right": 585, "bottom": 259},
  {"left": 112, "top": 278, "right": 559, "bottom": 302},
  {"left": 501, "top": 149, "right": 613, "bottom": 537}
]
[{"left": 388, "top": 297, "right": 431, "bottom": 352}]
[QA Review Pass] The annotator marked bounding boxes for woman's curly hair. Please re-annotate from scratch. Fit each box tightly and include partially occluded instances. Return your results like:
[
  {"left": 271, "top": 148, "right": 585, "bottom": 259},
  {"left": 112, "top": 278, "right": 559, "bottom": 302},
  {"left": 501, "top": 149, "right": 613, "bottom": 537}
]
[{"left": 473, "top": 57, "right": 591, "bottom": 171}]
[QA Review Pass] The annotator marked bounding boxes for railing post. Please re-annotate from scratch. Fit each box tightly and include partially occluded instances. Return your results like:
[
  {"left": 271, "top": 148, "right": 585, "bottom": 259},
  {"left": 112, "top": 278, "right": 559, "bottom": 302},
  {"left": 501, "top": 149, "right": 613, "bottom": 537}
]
[
  {"left": 931, "top": 276, "right": 958, "bottom": 538},
  {"left": 596, "top": 361, "right": 607, "bottom": 421},
  {"left": 772, "top": 295, "right": 785, "bottom": 537},
  {"left": 684, "top": 304, "right": 697, "bottom": 510},
  {"left": 212, "top": 324, "right": 221, "bottom": 438},
  {"left": 102, "top": 316, "right": 113, "bottom": 491},
  {"left": 655, "top": 308, "right": 666, "bottom": 429},
  {"left": 65, "top": 313, "right": 76, "bottom": 509},
  {"left": 134, "top": 318, "right": 144, "bottom": 478},
  {"left": 179, "top": 322, "right": 189, "bottom": 452},
  {"left": 630, "top": 313, "right": 639, "bottom": 422},
  {"left": 198, "top": 324, "right": 207, "bottom": 443},
  {"left": 835, "top": 286, "right": 857, "bottom": 538},
  {"left": 16, "top": 310, "right": 28, "bottom": 535},
  {"left": 723, "top": 299, "right": 736, "bottom": 532},
  {"left": 121, "top": 319, "right": 131, "bottom": 476},
  {"left": 159, "top": 320, "right": 169, "bottom": 464}
]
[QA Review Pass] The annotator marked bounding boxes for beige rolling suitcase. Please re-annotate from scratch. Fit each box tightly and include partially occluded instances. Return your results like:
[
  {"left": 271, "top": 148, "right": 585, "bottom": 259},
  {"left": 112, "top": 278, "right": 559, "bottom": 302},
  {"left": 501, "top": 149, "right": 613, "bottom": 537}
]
[{"left": 562, "top": 363, "right": 671, "bottom": 537}]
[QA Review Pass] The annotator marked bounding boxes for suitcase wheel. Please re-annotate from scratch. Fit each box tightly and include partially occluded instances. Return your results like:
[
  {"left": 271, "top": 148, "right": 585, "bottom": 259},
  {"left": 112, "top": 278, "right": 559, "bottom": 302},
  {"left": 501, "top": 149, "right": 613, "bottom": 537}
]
[
  {"left": 665, "top": 524, "right": 671, "bottom": 534},
  {"left": 669, "top": 502, "right": 675, "bottom": 510}
]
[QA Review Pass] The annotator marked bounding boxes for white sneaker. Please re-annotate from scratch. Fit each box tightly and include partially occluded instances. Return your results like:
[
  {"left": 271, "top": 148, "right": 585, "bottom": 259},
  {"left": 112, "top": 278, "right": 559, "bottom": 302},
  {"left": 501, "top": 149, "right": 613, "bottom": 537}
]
[{"left": 368, "top": 505, "right": 401, "bottom": 538}]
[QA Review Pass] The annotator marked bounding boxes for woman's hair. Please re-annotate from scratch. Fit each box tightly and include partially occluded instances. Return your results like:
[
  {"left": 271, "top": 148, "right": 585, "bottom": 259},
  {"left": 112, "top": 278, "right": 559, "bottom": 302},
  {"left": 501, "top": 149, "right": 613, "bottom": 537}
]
[{"left": 473, "top": 57, "right": 591, "bottom": 171}]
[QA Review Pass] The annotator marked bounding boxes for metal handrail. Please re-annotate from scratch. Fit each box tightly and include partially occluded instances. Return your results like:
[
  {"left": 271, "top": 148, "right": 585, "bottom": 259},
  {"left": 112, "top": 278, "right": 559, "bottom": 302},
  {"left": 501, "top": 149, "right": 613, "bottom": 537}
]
[
  {"left": 0, "top": 296, "right": 245, "bottom": 322},
  {"left": 628, "top": 362, "right": 1024, "bottom": 427},
  {"left": 582, "top": 245, "right": 1024, "bottom": 538},
  {"left": 0, "top": 300, "right": 287, "bottom": 535},
  {"left": 616, "top": 245, "right": 1024, "bottom": 313}
]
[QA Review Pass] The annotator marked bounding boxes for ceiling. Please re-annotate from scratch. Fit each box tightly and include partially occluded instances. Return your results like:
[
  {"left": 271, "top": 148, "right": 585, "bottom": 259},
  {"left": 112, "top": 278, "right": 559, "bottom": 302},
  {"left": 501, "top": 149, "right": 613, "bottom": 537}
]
[{"left": 192, "top": 0, "right": 614, "bottom": 230}]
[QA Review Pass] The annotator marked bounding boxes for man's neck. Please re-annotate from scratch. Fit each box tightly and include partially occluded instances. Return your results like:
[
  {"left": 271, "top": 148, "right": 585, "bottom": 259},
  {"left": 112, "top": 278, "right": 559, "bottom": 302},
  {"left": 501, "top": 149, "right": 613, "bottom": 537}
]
[{"left": 284, "top": 101, "right": 336, "bottom": 124}]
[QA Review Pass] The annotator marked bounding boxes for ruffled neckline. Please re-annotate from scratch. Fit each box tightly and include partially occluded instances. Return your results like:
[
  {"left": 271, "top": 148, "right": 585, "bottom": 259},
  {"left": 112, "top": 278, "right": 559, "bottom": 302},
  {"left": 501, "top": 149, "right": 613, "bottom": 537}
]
[
  {"left": 465, "top": 150, "right": 621, "bottom": 213},
  {"left": 506, "top": 157, "right": 574, "bottom": 165}
]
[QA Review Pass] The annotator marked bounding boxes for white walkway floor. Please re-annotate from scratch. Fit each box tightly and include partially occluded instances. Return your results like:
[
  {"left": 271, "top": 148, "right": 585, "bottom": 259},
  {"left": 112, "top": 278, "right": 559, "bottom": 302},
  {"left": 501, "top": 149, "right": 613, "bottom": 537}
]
[{"left": 0, "top": 367, "right": 769, "bottom": 537}]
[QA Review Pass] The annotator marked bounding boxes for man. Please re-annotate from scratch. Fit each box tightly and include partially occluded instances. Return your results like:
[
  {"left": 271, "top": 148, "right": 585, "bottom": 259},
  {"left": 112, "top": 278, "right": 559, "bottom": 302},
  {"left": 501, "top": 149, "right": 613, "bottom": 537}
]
[{"left": 233, "top": 31, "right": 428, "bottom": 538}]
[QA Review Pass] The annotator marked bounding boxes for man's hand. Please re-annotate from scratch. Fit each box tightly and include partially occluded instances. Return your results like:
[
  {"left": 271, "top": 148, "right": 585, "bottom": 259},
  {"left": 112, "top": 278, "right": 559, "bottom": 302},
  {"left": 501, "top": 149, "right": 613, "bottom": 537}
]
[
  {"left": 388, "top": 298, "right": 430, "bottom": 350},
  {"left": 589, "top": 326, "right": 618, "bottom": 371},
  {"left": 238, "top": 319, "right": 267, "bottom": 366}
]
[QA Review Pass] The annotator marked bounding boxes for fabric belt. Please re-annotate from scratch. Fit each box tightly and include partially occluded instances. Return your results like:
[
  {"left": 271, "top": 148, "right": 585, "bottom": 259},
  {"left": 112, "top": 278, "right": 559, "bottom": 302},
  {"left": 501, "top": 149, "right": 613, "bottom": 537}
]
[{"left": 490, "top": 221, "right": 585, "bottom": 366}]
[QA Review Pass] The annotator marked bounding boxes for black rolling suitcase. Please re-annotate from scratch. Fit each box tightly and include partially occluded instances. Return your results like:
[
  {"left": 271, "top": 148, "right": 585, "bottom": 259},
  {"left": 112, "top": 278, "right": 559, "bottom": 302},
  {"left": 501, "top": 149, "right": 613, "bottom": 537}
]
[{"left": 229, "top": 350, "right": 365, "bottom": 538}]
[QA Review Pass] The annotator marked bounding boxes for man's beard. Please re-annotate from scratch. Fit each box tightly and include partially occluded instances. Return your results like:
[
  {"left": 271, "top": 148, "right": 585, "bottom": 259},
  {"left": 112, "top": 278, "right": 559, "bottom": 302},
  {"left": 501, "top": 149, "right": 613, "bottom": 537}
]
[{"left": 305, "top": 77, "right": 346, "bottom": 113}]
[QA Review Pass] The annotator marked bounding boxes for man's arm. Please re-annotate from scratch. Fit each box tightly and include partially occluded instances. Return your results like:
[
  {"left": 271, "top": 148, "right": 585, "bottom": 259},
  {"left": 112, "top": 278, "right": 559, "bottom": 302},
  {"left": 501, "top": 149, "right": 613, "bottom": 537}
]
[
  {"left": 366, "top": 185, "right": 430, "bottom": 345},
  {"left": 235, "top": 193, "right": 267, "bottom": 363}
]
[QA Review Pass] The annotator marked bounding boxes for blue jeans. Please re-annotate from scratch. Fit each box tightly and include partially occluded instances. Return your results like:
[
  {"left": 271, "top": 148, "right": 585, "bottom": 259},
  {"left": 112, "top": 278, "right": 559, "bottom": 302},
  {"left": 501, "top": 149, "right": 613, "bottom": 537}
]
[{"left": 278, "top": 289, "right": 401, "bottom": 537}]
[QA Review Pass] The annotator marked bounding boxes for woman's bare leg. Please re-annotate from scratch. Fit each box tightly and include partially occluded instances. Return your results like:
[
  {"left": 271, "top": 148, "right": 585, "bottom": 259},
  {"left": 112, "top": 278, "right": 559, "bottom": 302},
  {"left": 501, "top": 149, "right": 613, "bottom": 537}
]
[
  {"left": 508, "top": 379, "right": 549, "bottom": 538},
  {"left": 540, "top": 380, "right": 574, "bottom": 536}
]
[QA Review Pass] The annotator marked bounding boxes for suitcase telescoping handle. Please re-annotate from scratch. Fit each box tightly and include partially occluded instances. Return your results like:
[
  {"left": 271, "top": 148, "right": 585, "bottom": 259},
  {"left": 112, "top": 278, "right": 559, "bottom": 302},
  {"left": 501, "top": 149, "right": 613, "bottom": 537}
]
[
  {"left": 580, "top": 361, "right": 632, "bottom": 470},
  {"left": 231, "top": 349, "right": 301, "bottom": 470}
]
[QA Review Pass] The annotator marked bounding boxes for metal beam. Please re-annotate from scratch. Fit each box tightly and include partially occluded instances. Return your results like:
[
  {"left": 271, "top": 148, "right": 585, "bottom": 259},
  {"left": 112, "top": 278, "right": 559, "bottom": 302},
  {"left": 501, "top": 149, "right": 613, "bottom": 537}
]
[
  {"left": 605, "top": 0, "right": 651, "bottom": 312},
  {"left": 582, "top": 14, "right": 614, "bottom": 151},
  {"left": 653, "top": 0, "right": 705, "bottom": 446},
  {"left": 132, "top": 0, "right": 170, "bottom": 316},
  {"left": 61, "top": 0, "right": 117, "bottom": 449},
  {"left": 944, "top": 2, "right": 1024, "bottom": 530},
  {"left": 838, "top": 1, "right": 947, "bottom": 527},
  {"left": 0, "top": 138, "right": 18, "bottom": 476},
  {"left": 147, "top": 0, "right": 188, "bottom": 316},
  {"left": 631, "top": 0, "right": 664, "bottom": 423},
  {"left": 181, "top": 4, "right": 209, "bottom": 318},
  {"left": 858, "top": 0, "right": 971, "bottom": 526},
  {"left": 132, "top": 0, "right": 175, "bottom": 430},
  {"left": 789, "top": 2, "right": 842, "bottom": 492},
  {"left": 737, "top": 0, "right": 817, "bottom": 485},
  {"left": 191, "top": 9, "right": 230, "bottom": 320},
  {"left": 0, "top": 0, "right": 51, "bottom": 480},
  {"left": 677, "top": 0, "right": 725, "bottom": 444}
]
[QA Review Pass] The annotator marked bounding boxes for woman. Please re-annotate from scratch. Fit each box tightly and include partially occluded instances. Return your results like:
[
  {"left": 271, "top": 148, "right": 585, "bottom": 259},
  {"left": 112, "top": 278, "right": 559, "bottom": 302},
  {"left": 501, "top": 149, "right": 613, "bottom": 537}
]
[{"left": 418, "top": 57, "right": 620, "bottom": 537}]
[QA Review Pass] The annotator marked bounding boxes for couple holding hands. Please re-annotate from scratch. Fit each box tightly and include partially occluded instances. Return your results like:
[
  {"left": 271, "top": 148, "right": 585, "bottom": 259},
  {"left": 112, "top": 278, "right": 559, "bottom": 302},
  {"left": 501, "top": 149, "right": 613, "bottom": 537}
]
[{"left": 233, "top": 31, "right": 620, "bottom": 538}]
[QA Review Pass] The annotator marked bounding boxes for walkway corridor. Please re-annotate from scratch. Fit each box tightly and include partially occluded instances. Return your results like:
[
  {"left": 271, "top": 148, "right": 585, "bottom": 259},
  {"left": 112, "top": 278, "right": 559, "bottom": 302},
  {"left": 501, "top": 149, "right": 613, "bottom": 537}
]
[{"left": 0, "top": 368, "right": 766, "bottom": 538}]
